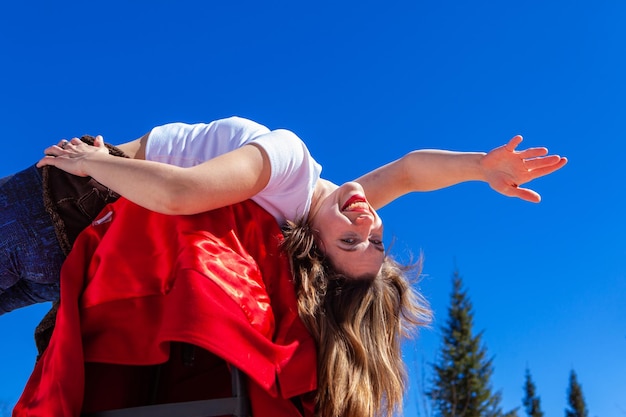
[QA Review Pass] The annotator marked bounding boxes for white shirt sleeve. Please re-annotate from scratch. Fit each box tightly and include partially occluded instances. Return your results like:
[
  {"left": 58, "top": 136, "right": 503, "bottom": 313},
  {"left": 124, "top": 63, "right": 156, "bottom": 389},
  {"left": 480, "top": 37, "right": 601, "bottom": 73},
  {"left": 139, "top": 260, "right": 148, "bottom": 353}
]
[
  {"left": 250, "top": 129, "right": 322, "bottom": 225},
  {"left": 145, "top": 117, "right": 322, "bottom": 225},
  {"left": 146, "top": 116, "right": 271, "bottom": 167}
]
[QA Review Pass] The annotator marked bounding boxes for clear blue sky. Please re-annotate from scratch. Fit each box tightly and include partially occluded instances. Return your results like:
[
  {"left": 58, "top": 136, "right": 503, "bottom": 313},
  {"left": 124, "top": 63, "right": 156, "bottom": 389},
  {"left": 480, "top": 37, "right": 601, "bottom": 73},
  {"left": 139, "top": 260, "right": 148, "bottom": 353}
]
[{"left": 1, "top": 1, "right": 624, "bottom": 416}]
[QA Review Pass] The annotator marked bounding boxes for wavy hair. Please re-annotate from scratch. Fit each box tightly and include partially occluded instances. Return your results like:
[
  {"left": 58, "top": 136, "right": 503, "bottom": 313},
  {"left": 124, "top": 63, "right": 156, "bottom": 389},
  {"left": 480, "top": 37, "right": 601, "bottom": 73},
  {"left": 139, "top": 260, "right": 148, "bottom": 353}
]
[{"left": 281, "top": 219, "right": 432, "bottom": 417}]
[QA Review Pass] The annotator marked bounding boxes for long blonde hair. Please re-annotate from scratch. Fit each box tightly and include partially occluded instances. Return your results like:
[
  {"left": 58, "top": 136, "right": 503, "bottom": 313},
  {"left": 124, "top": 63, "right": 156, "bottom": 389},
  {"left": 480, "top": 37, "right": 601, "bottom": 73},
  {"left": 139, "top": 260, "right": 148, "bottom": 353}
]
[{"left": 281, "top": 219, "right": 432, "bottom": 417}]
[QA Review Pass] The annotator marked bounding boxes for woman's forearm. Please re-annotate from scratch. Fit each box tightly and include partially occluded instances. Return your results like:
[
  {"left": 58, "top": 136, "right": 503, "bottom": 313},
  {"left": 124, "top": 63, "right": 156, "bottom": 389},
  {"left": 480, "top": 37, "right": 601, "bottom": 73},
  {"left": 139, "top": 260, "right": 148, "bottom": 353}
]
[
  {"left": 355, "top": 150, "right": 487, "bottom": 210},
  {"left": 402, "top": 150, "right": 487, "bottom": 190},
  {"left": 38, "top": 142, "right": 271, "bottom": 215},
  {"left": 78, "top": 152, "right": 193, "bottom": 213},
  {"left": 358, "top": 135, "right": 567, "bottom": 208}
]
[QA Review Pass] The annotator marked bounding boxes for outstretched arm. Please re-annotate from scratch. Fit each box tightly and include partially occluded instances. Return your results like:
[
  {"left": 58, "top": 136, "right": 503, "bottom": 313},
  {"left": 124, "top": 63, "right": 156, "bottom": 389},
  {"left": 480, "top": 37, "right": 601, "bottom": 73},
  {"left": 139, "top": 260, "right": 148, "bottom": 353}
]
[
  {"left": 355, "top": 135, "right": 567, "bottom": 210},
  {"left": 36, "top": 135, "right": 271, "bottom": 215}
]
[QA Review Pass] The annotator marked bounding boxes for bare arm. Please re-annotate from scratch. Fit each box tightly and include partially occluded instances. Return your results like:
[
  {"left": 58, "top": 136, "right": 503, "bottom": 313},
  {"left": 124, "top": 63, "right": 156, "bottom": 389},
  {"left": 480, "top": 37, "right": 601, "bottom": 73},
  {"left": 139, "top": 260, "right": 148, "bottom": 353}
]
[
  {"left": 356, "top": 135, "right": 568, "bottom": 209},
  {"left": 37, "top": 136, "right": 271, "bottom": 215},
  {"left": 114, "top": 132, "right": 149, "bottom": 159}
]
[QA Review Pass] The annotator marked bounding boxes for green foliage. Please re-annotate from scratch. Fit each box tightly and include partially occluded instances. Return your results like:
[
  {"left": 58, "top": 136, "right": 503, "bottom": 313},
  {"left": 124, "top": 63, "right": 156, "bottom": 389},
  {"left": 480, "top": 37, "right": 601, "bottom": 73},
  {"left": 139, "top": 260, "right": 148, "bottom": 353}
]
[
  {"left": 522, "top": 368, "right": 544, "bottom": 417},
  {"left": 428, "top": 270, "right": 517, "bottom": 417},
  {"left": 565, "top": 370, "right": 588, "bottom": 417}
]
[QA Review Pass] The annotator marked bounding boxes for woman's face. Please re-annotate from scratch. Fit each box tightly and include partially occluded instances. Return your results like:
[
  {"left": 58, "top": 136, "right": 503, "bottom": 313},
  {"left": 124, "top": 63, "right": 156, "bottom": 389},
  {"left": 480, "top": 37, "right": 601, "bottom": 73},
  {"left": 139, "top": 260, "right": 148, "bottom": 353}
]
[{"left": 310, "top": 181, "right": 384, "bottom": 278}]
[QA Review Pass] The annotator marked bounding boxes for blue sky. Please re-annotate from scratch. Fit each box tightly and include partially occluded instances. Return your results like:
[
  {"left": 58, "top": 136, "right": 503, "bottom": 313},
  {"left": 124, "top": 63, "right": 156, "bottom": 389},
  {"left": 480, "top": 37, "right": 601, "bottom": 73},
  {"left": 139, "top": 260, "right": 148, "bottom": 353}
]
[{"left": 1, "top": 1, "right": 624, "bottom": 416}]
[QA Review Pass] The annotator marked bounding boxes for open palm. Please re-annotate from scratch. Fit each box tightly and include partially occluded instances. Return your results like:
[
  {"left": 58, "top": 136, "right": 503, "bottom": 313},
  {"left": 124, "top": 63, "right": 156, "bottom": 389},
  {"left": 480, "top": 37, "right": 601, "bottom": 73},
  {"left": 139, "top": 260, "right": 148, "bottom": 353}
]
[{"left": 480, "top": 135, "right": 568, "bottom": 202}]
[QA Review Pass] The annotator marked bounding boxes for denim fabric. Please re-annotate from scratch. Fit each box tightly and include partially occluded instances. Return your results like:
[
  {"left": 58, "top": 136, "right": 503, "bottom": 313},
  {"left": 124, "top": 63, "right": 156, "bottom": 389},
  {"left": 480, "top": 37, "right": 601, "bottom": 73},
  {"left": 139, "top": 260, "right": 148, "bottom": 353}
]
[{"left": 0, "top": 165, "right": 64, "bottom": 314}]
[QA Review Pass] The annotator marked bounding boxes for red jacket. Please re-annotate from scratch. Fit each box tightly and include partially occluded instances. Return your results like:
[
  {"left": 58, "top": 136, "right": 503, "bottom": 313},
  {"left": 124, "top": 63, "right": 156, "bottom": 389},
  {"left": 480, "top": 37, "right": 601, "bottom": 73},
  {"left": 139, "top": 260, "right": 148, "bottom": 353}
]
[{"left": 14, "top": 198, "right": 317, "bottom": 417}]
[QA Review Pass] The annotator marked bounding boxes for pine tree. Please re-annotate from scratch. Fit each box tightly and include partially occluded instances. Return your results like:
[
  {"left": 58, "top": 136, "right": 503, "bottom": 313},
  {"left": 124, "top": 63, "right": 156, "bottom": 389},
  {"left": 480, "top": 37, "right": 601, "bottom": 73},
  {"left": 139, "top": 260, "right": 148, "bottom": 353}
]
[
  {"left": 522, "top": 367, "right": 543, "bottom": 417},
  {"left": 565, "top": 370, "right": 588, "bottom": 417},
  {"left": 428, "top": 270, "right": 516, "bottom": 417}
]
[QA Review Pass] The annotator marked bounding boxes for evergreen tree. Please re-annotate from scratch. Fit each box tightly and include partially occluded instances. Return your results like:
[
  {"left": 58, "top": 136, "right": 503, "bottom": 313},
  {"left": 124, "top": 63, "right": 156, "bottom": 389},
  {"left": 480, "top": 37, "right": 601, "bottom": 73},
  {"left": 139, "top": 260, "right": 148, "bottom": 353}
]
[
  {"left": 522, "top": 367, "right": 543, "bottom": 417},
  {"left": 428, "top": 270, "right": 517, "bottom": 417},
  {"left": 565, "top": 369, "right": 589, "bottom": 417}
]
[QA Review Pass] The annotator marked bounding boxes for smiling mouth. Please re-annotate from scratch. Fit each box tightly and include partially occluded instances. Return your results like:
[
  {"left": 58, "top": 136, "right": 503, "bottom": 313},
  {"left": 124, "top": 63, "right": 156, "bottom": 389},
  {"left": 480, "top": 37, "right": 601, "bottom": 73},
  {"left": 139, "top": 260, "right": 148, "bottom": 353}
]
[{"left": 341, "top": 194, "right": 369, "bottom": 212}]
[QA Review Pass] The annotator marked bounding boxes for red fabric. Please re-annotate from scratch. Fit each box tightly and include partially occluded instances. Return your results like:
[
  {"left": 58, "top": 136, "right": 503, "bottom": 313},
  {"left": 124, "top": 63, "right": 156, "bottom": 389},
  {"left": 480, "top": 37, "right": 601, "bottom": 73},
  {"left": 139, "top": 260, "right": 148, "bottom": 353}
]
[{"left": 14, "top": 198, "right": 316, "bottom": 417}]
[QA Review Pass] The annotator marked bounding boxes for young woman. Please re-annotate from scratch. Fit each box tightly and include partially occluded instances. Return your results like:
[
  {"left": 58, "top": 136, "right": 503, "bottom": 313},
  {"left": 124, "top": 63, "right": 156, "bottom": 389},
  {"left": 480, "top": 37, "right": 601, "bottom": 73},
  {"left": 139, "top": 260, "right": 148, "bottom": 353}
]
[
  {"left": 1, "top": 116, "right": 566, "bottom": 314},
  {"left": 6, "top": 116, "right": 566, "bottom": 417},
  {"left": 38, "top": 117, "right": 566, "bottom": 279}
]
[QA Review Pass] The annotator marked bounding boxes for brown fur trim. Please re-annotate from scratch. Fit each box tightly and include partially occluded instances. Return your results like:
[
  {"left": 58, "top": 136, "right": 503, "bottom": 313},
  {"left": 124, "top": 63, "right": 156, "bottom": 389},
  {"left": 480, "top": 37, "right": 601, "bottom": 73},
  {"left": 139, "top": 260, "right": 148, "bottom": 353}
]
[
  {"left": 36, "top": 136, "right": 129, "bottom": 356},
  {"left": 41, "top": 135, "right": 129, "bottom": 255},
  {"left": 34, "top": 301, "right": 59, "bottom": 360}
]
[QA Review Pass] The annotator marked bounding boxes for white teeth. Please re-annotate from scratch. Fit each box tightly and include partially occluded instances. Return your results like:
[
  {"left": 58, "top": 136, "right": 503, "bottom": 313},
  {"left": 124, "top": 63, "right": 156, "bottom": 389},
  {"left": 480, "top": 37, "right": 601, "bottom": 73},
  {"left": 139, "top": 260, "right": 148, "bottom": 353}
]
[{"left": 345, "top": 201, "right": 369, "bottom": 211}]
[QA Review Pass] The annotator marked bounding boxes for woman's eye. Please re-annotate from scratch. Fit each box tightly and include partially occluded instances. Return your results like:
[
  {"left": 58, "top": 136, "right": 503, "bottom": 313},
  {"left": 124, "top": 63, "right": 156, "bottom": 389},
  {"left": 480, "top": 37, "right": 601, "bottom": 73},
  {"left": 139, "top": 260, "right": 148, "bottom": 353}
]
[
  {"left": 341, "top": 238, "right": 356, "bottom": 244},
  {"left": 369, "top": 239, "right": 385, "bottom": 251}
]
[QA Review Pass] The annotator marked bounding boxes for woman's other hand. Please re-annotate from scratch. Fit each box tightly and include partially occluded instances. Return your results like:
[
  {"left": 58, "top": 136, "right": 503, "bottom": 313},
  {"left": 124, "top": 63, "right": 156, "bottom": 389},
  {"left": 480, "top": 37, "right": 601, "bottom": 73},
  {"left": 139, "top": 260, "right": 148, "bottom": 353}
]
[
  {"left": 480, "top": 135, "right": 568, "bottom": 202},
  {"left": 36, "top": 135, "right": 110, "bottom": 177}
]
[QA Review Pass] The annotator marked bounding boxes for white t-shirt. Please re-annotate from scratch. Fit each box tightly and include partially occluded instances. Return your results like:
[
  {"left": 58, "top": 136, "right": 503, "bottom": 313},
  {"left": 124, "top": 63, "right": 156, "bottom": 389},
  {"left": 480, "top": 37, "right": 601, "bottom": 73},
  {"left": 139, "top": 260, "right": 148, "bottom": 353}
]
[{"left": 145, "top": 116, "right": 322, "bottom": 225}]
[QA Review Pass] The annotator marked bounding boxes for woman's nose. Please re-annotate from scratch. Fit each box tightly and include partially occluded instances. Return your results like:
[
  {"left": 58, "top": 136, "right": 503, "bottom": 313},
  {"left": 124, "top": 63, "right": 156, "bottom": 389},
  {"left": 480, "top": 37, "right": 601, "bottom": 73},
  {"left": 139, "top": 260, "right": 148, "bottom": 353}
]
[
  {"left": 354, "top": 213, "right": 383, "bottom": 235},
  {"left": 354, "top": 214, "right": 373, "bottom": 225}
]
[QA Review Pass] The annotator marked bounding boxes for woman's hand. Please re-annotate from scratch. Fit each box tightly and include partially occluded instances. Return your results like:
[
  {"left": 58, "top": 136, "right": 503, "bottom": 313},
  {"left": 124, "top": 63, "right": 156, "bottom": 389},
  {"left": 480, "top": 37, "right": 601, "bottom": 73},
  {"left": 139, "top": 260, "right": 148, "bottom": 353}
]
[
  {"left": 480, "top": 135, "right": 568, "bottom": 202},
  {"left": 36, "top": 135, "right": 110, "bottom": 176}
]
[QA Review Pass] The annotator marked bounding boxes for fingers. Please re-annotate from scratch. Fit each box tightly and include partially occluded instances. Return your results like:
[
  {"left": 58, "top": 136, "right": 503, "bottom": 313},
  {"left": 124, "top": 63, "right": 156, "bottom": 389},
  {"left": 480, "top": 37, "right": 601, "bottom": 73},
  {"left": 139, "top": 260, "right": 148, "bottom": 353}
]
[
  {"left": 38, "top": 135, "right": 108, "bottom": 174},
  {"left": 43, "top": 143, "right": 63, "bottom": 157},
  {"left": 37, "top": 152, "right": 65, "bottom": 168},
  {"left": 94, "top": 135, "right": 106, "bottom": 148},
  {"left": 518, "top": 147, "right": 549, "bottom": 159},
  {"left": 516, "top": 187, "right": 541, "bottom": 203},
  {"left": 67, "top": 137, "right": 82, "bottom": 148},
  {"left": 504, "top": 138, "right": 554, "bottom": 161},
  {"left": 42, "top": 137, "right": 78, "bottom": 160},
  {"left": 526, "top": 157, "right": 568, "bottom": 179},
  {"left": 508, "top": 185, "right": 541, "bottom": 203},
  {"left": 36, "top": 154, "right": 59, "bottom": 168},
  {"left": 504, "top": 135, "right": 523, "bottom": 152},
  {"left": 48, "top": 136, "right": 100, "bottom": 154},
  {"left": 53, "top": 137, "right": 81, "bottom": 151},
  {"left": 523, "top": 155, "right": 563, "bottom": 170}
]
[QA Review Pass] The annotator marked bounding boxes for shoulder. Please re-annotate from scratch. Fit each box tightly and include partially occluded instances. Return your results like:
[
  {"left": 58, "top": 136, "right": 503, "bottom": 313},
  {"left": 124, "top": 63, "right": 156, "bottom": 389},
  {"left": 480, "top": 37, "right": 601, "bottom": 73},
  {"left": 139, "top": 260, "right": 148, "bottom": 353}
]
[
  {"left": 250, "top": 129, "right": 322, "bottom": 223},
  {"left": 251, "top": 129, "right": 313, "bottom": 164},
  {"left": 144, "top": 117, "right": 271, "bottom": 165},
  {"left": 150, "top": 117, "right": 270, "bottom": 140}
]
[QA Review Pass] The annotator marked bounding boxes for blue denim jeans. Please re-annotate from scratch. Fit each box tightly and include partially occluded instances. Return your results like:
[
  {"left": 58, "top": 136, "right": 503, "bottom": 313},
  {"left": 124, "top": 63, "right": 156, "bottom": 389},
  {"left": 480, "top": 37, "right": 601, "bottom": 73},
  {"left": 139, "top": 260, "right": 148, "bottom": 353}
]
[{"left": 0, "top": 165, "right": 64, "bottom": 314}]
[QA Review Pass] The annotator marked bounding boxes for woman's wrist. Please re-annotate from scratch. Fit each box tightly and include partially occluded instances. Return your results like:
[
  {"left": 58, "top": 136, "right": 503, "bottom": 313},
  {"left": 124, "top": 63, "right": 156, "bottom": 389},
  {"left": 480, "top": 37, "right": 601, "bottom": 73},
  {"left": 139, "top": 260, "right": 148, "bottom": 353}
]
[{"left": 79, "top": 149, "right": 113, "bottom": 178}]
